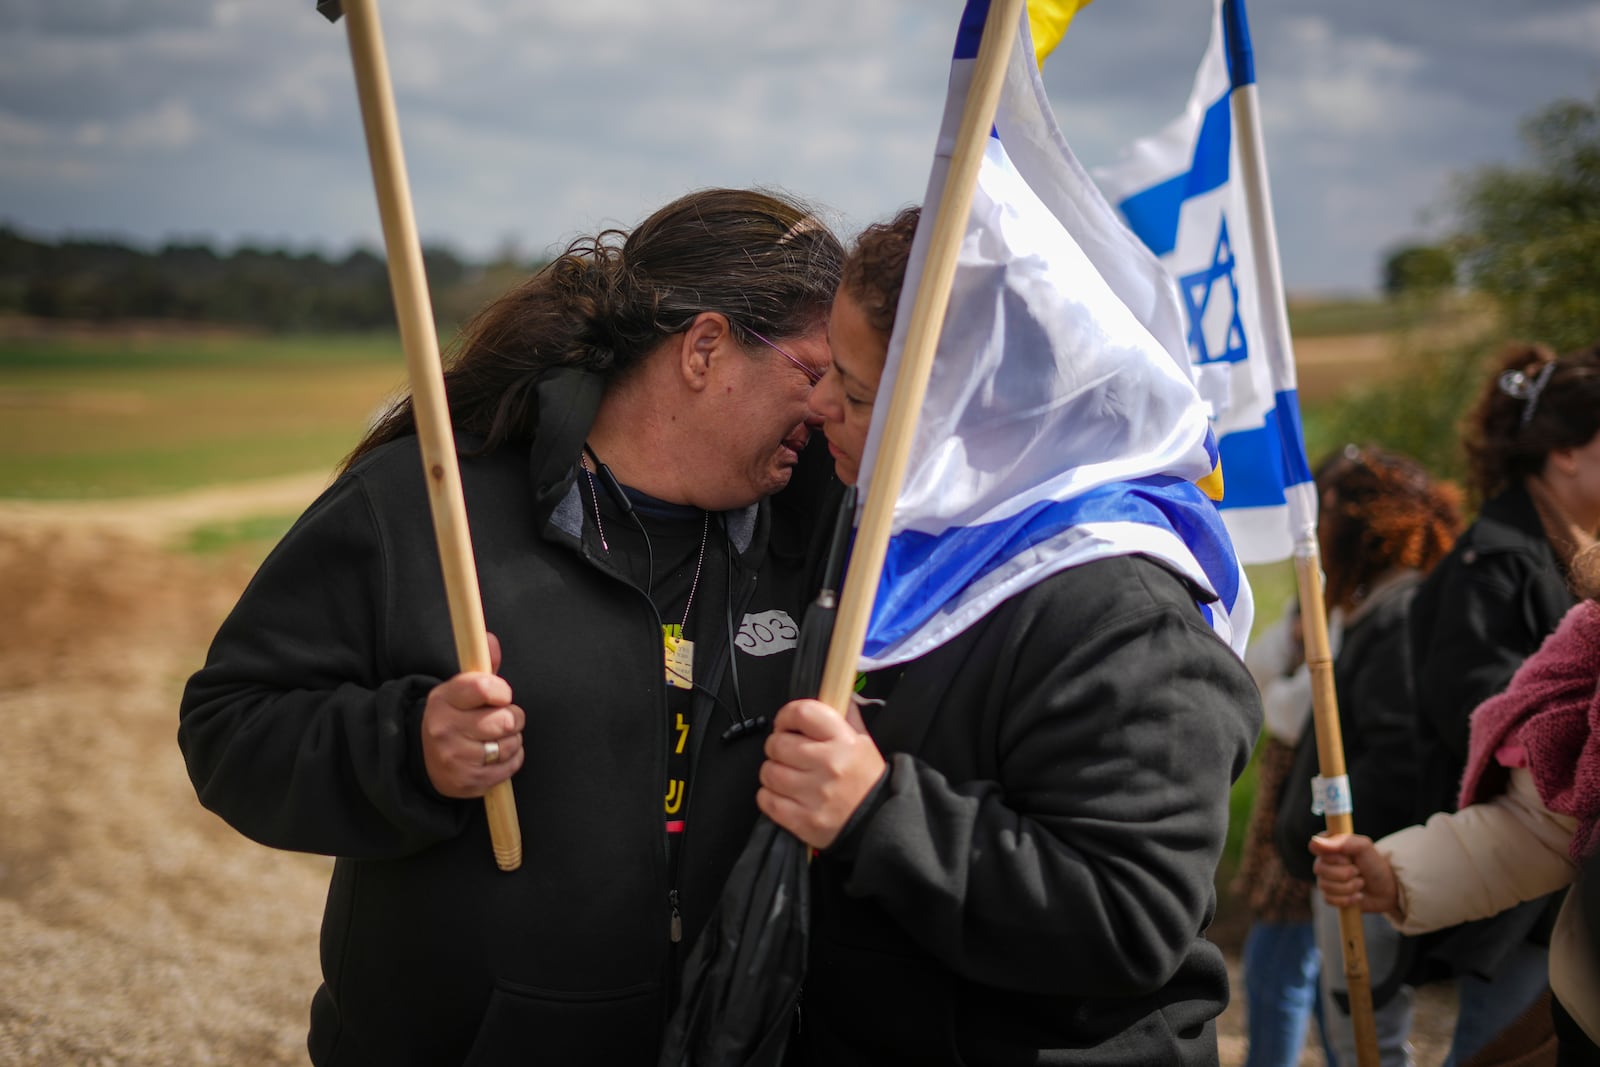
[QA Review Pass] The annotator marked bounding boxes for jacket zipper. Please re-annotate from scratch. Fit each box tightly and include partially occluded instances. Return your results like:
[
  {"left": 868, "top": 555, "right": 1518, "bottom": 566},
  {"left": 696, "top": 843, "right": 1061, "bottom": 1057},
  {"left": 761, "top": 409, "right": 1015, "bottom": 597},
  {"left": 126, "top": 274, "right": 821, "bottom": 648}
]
[
  {"left": 577, "top": 518, "right": 759, "bottom": 996},
  {"left": 576, "top": 535, "right": 680, "bottom": 959},
  {"left": 670, "top": 555, "right": 759, "bottom": 950}
]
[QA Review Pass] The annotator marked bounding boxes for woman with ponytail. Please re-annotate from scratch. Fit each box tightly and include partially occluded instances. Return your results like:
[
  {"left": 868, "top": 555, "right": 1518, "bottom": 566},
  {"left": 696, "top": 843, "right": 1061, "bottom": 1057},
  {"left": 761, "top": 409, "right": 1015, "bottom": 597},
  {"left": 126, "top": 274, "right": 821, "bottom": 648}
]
[
  {"left": 178, "top": 189, "right": 844, "bottom": 1066},
  {"left": 1404, "top": 341, "right": 1600, "bottom": 1064}
]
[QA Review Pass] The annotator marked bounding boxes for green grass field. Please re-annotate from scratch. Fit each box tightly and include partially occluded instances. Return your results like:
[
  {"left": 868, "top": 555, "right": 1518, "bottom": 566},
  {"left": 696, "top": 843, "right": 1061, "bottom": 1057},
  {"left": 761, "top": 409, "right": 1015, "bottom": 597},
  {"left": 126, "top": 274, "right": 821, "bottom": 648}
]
[{"left": 0, "top": 332, "right": 408, "bottom": 498}]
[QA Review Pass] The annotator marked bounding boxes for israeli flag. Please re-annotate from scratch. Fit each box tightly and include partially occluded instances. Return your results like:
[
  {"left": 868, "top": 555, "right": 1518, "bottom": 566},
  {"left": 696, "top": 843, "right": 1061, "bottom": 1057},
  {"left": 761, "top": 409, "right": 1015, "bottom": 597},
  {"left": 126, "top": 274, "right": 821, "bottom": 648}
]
[
  {"left": 855, "top": 0, "right": 1252, "bottom": 672},
  {"left": 1091, "top": 0, "right": 1315, "bottom": 565}
]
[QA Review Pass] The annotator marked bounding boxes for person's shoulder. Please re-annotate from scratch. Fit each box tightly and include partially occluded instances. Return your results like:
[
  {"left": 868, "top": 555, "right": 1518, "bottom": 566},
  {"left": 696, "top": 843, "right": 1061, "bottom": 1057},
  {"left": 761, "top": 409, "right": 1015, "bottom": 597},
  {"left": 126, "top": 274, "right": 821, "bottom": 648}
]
[
  {"left": 341, "top": 434, "right": 422, "bottom": 487},
  {"left": 1017, "top": 554, "right": 1211, "bottom": 631},
  {"left": 1465, "top": 487, "right": 1552, "bottom": 561},
  {"left": 343, "top": 432, "right": 517, "bottom": 496}
]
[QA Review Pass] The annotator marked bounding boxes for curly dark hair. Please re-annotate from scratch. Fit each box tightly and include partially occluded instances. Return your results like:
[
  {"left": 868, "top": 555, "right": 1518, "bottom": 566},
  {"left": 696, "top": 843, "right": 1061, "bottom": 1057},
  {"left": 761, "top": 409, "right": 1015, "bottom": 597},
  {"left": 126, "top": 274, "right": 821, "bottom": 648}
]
[
  {"left": 343, "top": 188, "right": 842, "bottom": 469},
  {"left": 1462, "top": 341, "right": 1600, "bottom": 505},
  {"left": 841, "top": 206, "right": 920, "bottom": 338},
  {"left": 1316, "top": 444, "right": 1464, "bottom": 612}
]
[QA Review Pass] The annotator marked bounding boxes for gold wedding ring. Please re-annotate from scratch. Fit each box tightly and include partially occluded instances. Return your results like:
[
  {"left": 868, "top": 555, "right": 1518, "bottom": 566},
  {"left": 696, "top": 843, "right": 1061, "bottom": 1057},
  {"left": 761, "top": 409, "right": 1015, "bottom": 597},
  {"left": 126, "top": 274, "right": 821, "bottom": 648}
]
[{"left": 483, "top": 739, "right": 501, "bottom": 766}]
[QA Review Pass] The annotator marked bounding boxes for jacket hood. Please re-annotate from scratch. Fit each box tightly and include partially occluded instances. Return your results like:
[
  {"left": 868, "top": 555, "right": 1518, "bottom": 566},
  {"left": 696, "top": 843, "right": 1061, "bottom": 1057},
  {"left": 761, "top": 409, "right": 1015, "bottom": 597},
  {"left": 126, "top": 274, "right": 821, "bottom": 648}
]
[{"left": 526, "top": 366, "right": 606, "bottom": 532}]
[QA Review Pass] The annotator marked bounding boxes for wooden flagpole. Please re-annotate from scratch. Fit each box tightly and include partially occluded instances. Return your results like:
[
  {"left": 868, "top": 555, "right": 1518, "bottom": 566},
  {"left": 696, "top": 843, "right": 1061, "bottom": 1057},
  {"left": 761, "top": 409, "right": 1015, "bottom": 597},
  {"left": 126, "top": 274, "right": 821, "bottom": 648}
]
[
  {"left": 1227, "top": 0, "right": 1377, "bottom": 1056},
  {"left": 338, "top": 0, "right": 522, "bottom": 871},
  {"left": 815, "top": 0, "right": 1023, "bottom": 717}
]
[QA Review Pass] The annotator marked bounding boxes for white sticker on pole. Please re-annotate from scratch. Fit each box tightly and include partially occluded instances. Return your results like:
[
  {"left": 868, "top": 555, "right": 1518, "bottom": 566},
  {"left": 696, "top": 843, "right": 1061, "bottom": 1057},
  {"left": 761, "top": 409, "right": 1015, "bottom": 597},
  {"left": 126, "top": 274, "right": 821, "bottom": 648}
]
[{"left": 1310, "top": 775, "right": 1353, "bottom": 817}]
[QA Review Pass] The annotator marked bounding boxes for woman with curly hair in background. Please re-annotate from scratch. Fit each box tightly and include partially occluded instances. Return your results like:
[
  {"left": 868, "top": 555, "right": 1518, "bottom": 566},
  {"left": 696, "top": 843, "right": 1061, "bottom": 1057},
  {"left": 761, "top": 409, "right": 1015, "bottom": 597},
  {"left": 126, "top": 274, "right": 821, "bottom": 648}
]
[
  {"left": 1314, "top": 543, "right": 1600, "bottom": 1063},
  {"left": 1402, "top": 342, "right": 1600, "bottom": 1065},
  {"left": 1270, "top": 445, "right": 1463, "bottom": 1066}
]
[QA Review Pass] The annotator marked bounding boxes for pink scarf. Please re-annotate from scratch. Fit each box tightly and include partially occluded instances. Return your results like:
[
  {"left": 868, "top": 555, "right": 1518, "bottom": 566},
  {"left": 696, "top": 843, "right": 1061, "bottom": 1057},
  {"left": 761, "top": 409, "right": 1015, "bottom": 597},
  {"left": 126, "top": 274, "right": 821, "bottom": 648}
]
[{"left": 1459, "top": 600, "right": 1600, "bottom": 862}]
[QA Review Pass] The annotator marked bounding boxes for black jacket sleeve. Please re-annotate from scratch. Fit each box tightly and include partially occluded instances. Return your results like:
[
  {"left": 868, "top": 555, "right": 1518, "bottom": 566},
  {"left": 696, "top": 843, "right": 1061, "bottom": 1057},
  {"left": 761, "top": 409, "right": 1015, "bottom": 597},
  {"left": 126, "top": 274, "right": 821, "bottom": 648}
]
[
  {"left": 826, "top": 560, "right": 1260, "bottom": 998},
  {"left": 1413, "top": 552, "right": 1547, "bottom": 765},
  {"left": 177, "top": 472, "right": 470, "bottom": 858},
  {"left": 1276, "top": 591, "right": 1422, "bottom": 880}
]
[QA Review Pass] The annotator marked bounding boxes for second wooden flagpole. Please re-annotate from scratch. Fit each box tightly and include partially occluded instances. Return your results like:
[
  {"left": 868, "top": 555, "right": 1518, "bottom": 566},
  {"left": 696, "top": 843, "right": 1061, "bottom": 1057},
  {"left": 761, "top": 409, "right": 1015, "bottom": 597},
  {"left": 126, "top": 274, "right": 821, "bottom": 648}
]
[
  {"left": 340, "top": 0, "right": 522, "bottom": 872},
  {"left": 1227, "top": 0, "right": 1377, "bottom": 1053},
  {"left": 816, "top": 0, "right": 1023, "bottom": 718}
]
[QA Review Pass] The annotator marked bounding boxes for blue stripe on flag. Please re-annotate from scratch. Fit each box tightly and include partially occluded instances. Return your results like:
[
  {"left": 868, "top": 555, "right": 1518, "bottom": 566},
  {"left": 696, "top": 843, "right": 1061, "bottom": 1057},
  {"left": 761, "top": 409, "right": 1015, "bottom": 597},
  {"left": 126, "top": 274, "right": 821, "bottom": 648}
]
[
  {"left": 1215, "top": 389, "right": 1314, "bottom": 509},
  {"left": 1203, "top": 426, "right": 1221, "bottom": 469},
  {"left": 954, "top": 0, "right": 988, "bottom": 60},
  {"left": 1275, "top": 389, "right": 1314, "bottom": 485},
  {"left": 1116, "top": 93, "right": 1232, "bottom": 256},
  {"left": 1223, "top": 0, "right": 1256, "bottom": 89},
  {"left": 865, "top": 476, "right": 1241, "bottom": 657}
]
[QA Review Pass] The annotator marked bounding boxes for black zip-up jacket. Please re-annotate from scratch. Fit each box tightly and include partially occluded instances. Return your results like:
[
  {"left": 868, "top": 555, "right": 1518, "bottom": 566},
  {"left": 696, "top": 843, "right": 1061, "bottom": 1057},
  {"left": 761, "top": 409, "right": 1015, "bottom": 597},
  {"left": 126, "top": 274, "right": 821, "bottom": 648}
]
[
  {"left": 789, "top": 555, "right": 1261, "bottom": 1066},
  {"left": 178, "top": 426, "right": 823, "bottom": 1066},
  {"left": 1276, "top": 571, "right": 1426, "bottom": 884},
  {"left": 1406, "top": 483, "right": 1576, "bottom": 981}
]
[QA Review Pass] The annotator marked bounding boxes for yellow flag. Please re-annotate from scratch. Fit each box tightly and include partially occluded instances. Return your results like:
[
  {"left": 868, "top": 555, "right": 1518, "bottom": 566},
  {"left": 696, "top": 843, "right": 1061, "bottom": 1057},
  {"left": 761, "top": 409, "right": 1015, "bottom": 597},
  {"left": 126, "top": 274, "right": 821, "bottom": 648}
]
[{"left": 1030, "top": 0, "right": 1093, "bottom": 65}]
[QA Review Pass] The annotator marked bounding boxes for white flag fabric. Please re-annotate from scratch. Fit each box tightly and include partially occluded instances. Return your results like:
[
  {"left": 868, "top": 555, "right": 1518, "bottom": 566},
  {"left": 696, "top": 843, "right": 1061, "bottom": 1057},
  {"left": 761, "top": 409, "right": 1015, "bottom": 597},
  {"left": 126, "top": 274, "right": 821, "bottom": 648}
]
[
  {"left": 855, "top": 0, "right": 1252, "bottom": 672},
  {"left": 1091, "top": 0, "right": 1316, "bottom": 565}
]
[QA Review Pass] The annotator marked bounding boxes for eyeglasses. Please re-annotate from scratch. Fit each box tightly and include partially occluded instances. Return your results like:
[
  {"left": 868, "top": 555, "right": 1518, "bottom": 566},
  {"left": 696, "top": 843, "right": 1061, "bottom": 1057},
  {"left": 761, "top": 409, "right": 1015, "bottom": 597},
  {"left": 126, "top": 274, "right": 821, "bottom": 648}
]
[{"left": 740, "top": 324, "right": 825, "bottom": 387}]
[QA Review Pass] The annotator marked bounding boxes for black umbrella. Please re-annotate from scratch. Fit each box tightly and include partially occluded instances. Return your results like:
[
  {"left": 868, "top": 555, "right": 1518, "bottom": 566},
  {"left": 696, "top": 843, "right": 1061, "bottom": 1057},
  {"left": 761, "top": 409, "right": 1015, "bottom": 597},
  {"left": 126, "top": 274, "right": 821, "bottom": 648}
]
[{"left": 658, "top": 486, "right": 856, "bottom": 1067}]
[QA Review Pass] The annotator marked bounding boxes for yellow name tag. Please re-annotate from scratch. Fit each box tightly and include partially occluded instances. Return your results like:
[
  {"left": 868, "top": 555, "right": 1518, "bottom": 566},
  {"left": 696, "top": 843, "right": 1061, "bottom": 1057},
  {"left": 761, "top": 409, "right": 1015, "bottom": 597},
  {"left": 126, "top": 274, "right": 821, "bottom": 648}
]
[{"left": 664, "top": 628, "right": 694, "bottom": 689}]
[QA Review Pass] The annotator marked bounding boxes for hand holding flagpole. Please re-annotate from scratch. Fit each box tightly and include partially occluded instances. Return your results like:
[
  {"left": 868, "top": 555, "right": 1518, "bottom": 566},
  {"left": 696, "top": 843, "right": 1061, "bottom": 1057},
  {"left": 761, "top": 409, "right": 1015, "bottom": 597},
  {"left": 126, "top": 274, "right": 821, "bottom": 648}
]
[
  {"left": 816, "top": 0, "right": 1024, "bottom": 718},
  {"left": 1224, "top": 2, "right": 1377, "bottom": 1058},
  {"left": 329, "top": 0, "right": 522, "bottom": 871}
]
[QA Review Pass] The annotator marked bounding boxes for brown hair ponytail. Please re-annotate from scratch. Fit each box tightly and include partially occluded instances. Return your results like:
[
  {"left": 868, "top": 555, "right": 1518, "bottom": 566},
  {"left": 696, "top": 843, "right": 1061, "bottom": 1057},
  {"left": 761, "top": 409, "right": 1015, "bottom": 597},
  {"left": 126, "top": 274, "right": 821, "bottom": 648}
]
[{"left": 343, "top": 187, "right": 842, "bottom": 470}]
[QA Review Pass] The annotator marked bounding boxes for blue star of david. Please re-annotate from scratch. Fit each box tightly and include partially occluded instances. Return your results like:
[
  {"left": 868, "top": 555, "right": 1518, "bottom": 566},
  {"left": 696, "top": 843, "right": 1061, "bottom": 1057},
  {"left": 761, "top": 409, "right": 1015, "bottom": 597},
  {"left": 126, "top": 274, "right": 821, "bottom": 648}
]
[{"left": 1179, "top": 216, "right": 1249, "bottom": 365}]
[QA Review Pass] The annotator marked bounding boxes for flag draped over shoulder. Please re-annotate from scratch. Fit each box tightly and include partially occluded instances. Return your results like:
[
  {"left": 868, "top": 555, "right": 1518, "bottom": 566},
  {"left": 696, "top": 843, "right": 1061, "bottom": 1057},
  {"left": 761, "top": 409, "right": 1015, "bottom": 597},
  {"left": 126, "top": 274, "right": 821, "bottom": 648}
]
[
  {"left": 1091, "top": 0, "right": 1315, "bottom": 565},
  {"left": 855, "top": 0, "right": 1252, "bottom": 673}
]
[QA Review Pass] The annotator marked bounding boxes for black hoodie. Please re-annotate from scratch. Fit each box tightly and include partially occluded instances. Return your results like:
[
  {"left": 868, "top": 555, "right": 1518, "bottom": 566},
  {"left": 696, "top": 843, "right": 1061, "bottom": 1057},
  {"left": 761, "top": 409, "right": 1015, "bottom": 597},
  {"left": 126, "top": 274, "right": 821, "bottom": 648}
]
[
  {"left": 791, "top": 555, "right": 1260, "bottom": 1066},
  {"left": 179, "top": 386, "right": 830, "bottom": 1065}
]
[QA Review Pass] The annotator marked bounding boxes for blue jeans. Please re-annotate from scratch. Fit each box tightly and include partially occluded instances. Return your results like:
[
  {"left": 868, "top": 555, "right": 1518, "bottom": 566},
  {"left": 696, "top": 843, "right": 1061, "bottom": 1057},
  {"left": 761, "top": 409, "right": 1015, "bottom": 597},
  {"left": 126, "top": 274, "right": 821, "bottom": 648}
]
[
  {"left": 1314, "top": 896, "right": 1415, "bottom": 1067},
  {"left": 1242, "top": 920, "right": 1333, "bottom": 1067},
  {"left": 1442, "top": 939, "right": 1550, "bottom": 1067}
]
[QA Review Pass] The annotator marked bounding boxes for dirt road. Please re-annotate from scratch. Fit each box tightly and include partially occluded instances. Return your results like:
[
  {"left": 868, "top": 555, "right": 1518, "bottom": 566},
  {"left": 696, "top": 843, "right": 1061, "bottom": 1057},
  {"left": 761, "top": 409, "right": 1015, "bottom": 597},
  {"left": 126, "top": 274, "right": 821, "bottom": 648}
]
[{"left": 0, "top": 481, "right": 1457, "bottom": 1065}]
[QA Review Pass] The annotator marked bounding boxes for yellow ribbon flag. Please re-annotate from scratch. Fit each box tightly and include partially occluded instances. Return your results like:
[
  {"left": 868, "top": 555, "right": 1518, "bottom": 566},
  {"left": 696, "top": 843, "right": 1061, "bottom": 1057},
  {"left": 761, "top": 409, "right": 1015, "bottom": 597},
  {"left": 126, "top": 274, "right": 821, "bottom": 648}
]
[{"left": 1029, "top": 0, "right": 1093, "bottom": 65}]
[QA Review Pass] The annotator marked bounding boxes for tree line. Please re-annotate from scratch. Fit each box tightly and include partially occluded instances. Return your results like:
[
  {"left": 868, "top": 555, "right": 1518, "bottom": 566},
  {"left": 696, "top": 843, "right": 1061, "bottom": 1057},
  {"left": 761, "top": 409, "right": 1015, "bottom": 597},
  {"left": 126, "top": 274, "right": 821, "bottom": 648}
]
[
  {"left": 4, "top": 90, "right": 1594, "bottom": 349},
  {"left": 1336, "top": 90, "right": 1600, "bottom": 488},
  {"left": 0, "top": 228, "right": 541, "bottom": 333},
  {"left": 1380, "top": 90, "right": 1599, "bottom": 354}
]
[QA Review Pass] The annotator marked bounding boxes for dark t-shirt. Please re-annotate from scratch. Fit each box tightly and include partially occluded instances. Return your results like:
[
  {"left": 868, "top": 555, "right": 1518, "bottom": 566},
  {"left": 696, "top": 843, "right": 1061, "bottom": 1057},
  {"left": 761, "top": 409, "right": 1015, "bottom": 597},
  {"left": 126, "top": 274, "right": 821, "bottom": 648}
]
[{"left": 581, "top": 473, "right": 732, "bottom": 878}]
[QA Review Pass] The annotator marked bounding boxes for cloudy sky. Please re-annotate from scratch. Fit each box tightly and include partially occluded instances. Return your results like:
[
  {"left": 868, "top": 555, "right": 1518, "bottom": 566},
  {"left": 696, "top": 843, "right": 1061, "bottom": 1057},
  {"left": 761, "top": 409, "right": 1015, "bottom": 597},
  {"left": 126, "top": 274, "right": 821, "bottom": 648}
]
[{"left": 2, "top": 0, "right": 1597, "bottom": 294}]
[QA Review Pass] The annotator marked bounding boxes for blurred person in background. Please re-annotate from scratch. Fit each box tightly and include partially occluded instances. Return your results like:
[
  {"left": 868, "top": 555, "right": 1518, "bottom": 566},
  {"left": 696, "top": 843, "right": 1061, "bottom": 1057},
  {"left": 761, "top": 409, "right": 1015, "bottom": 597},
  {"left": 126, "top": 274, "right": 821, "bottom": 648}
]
[
  {"left": 1273, "top": 444, "right": 1464, "bottom": 1067},
  {"left": 1235, "top": 592, "right": 1338, "bottom": 1067},
  {"left": 1313, "top": 542, "right": 1600, "bottom": 1065},
  {"left": 1405, "top": 342, "right": 1600, "bottom": 1065}
]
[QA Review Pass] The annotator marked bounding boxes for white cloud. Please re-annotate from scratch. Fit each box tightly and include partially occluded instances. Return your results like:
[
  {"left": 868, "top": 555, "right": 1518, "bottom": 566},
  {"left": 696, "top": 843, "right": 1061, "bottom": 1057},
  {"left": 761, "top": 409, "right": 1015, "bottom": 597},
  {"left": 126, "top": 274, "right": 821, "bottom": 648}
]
[
  {"left": 0, "top": 111, "right": 51, "bottom": 148},
  {"left": 1265, "top": 17, "right": 1435, "bottom": 138},
  {"left": 1512, "top": 7, "right": 1600, "bottom": 55},
  {"left": 118, "top": 99, "right": 199, "bottom": 150}
]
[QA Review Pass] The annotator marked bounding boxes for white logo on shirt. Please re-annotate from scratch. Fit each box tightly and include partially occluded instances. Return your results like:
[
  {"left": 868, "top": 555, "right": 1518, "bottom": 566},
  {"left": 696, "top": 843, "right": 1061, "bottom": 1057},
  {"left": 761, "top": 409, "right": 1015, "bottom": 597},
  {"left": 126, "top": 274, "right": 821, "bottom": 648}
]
[{"left": 735, "top": 609, "right": 799, "bottom": 657}]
